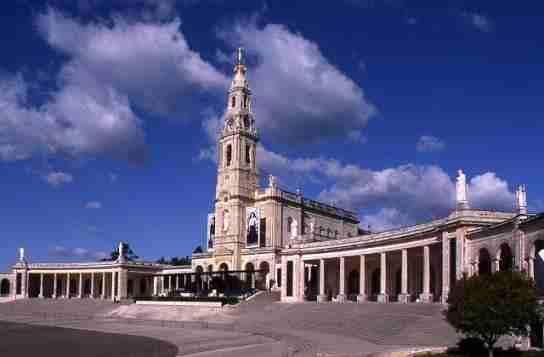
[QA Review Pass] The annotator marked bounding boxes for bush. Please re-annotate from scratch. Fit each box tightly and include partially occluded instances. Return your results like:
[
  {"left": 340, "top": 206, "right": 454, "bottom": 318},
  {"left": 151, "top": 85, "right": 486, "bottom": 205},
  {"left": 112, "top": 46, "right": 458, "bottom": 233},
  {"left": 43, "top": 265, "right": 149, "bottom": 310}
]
[
  {"left": 445, "top": 271, "right": 541, "bottom": 357},
  {"left": 454, "top": 337, "right": 487, "bottom": 357}
]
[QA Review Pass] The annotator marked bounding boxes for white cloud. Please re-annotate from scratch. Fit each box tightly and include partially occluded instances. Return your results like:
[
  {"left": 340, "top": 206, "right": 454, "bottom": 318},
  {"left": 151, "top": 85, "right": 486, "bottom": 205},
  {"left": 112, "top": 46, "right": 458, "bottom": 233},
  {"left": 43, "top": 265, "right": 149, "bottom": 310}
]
[
  {"left": 0, "top": 8, "right": 229, "bottom": 164},
  {"left": 462, "top": 12, "right": 493, "bottom": 32},
  {"left": 469, "top": 172, "right": 514, "bottom": 211},
  {"left": 85, "top": 201, "right": 102, "bottom": 209},
  {"left": 50, "top": 245, "right": 108, "bottom": 260},
  {"left": 255, "top": 146, "right": 517, "bottom": 230},
  {"left": 38, "top": 8, "right": 228, "bottom": 118},
  {"left": 416, "top": 135, "right": 445, "bottom": 153},
  {"left": 43, "top": 171, "right": 74, "bottom": 187},
  {"left": 108, "top": 172, "right": 118, "bottom": 183},
  {"left": 219, "top": 21, "right": 377, "bottom": 144},
  {"left": 405, "top": 17, "right": 418, "bottom": 25}
]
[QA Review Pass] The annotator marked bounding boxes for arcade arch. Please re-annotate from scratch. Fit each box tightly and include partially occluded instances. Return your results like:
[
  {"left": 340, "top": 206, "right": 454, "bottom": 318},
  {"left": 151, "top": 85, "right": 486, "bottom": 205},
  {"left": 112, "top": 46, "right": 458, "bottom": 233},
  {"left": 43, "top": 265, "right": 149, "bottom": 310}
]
[
  {"left": 0, "top": 279, "right": 9, "bottom": 296},
  {"left": 478, "top": 248, "right": 492, "bottom": 275}
]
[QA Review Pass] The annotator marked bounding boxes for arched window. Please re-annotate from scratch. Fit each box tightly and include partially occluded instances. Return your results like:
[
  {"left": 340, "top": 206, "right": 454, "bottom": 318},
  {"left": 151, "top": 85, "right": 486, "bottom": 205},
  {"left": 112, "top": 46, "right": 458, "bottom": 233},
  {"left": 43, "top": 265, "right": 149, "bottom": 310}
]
[
  {"left": 226, "top": 144, "right": 232, "bottom": 167},
  {"left": 287, "top": 217, "right": 292, "bottom": 233},
  {"left": 245, "top": 144, "right": 251, "bottom": 164},
  {"left": 243, "top": 94, "right": 248, "bottom": 108},
  {"left": 231, "top": 96, "right": 236, "bottom": 108}
]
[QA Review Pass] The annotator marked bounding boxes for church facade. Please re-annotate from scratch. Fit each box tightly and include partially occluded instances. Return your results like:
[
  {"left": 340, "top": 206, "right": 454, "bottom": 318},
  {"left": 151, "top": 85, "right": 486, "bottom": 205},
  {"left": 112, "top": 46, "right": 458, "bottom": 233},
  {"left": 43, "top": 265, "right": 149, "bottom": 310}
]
[{"left": 3, "top": 50, "right": 544, "bottom": 308}]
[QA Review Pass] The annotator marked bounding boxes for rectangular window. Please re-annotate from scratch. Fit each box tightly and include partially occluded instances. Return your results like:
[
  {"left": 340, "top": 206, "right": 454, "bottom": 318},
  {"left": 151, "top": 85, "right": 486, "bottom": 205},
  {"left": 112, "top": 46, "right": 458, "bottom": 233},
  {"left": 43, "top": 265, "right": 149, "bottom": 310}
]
[
  {"left": 277, "top": 268, "right": 282, "bottom": 288},
  {"left": 259, "top": 218, "right": 266, "bottom": 247},
  {"left": 286, "top": 261, "right": 293, "bottom": 297}
]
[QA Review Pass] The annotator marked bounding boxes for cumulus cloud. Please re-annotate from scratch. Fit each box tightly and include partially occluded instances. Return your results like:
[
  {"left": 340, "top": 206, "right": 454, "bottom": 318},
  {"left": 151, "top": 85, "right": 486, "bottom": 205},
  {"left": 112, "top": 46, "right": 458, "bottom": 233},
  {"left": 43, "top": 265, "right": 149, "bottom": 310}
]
[
  {"left": 255, "top": 146, "right": 517, "bottom": 230},
  {"left": 49, "top": 245, "right": 108, "bottom": 260},
  {"left": 462, "top": 12, "right": 493, "bottom": 32},
  {"left": 219, "top": 21, "right": 376, "bottom": 144},
  {"left": 38, "top": 8, "right": 228, "bottom": 118},
  {"left": 416, "top": 135, "right": 445, "bottom": 153},
  {"left": 85, "top": 201, "right": 102, "bottom": 209},
  {"left": 43, "top": 171, "right": 74, "bottom": 187},
  {"left": 0, "top": 8, "right": 229, "bottom": 164}
]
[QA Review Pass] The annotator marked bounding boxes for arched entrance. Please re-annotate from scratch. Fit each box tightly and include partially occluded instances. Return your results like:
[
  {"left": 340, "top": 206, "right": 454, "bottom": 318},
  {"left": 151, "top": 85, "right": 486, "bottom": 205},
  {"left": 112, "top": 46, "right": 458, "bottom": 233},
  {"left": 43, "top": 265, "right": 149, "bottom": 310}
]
[
  {"left": 258, "top": 261, "right": 270, "bottom": 290},
  {"left": 533, "top": 240, "right": 544, "bottom": 295},
  {"left": 140, "top": 279, "right": 147, "bottom": 296},
  {"left": 499, "top": 243, "right": 513, "bottom": 271},
  {"left": 245, "top": 263, "right": 255, "bottom": 289},
  {"left": 478, "top": 248, "right": 492, "bottom": 275},
  {"left": 0, "top": 279, "right": 10, "bottom": 296},
  {"left": 195, "top": 266, "right": 204, "bottom": 293}
]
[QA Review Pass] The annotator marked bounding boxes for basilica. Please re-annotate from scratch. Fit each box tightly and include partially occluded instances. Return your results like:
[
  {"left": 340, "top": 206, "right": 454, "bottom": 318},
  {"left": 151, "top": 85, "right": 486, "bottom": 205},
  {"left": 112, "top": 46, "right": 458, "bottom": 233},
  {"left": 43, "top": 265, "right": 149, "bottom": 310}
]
[{"left": 2, "top": 49, "right": 544, "bottom": 308}]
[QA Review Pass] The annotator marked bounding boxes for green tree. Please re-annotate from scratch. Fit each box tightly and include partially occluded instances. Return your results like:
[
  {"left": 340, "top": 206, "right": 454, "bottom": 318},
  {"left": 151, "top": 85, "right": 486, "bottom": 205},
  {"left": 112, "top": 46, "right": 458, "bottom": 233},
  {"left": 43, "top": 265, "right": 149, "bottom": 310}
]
[
  {"left": 101, "top": 243, "right": 139, "bottom": 261},
  {"left": 446, "top": 270, "right": 541, "bottom": 357}
]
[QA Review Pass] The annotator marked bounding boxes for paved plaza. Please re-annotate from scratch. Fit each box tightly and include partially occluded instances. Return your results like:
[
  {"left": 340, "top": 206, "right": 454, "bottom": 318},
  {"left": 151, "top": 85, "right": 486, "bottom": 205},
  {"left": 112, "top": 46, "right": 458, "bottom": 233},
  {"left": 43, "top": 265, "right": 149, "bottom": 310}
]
[
  {"left": 0, "top": 321, "right": 178, "bottom": 357},
  {"left": 0, "top": 294, "right": 458, "bottom": 357}
]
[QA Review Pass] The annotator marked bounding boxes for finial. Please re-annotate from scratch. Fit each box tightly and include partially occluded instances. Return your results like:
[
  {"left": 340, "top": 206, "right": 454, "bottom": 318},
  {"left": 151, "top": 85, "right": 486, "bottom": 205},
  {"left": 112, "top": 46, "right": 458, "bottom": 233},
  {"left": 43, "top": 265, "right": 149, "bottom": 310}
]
[
  {"left": 516, "top": 184, "right": 528, "bottom": 214},
  {"left": 118, "top": 242, "right": 126, "bottom": 262},
  {"left": 268, "top": 174, "right": 277, "bottom": 189},
  {"left": 236, "top": 47, "right": 244, "bottom": 65}
]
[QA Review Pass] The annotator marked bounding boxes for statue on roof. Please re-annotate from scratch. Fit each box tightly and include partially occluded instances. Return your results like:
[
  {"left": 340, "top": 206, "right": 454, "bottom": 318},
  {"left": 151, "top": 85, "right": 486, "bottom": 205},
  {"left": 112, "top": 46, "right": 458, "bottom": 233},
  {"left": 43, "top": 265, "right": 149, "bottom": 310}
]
[{"left": 456, "top": 169, "right": 469, "bottom": 209}]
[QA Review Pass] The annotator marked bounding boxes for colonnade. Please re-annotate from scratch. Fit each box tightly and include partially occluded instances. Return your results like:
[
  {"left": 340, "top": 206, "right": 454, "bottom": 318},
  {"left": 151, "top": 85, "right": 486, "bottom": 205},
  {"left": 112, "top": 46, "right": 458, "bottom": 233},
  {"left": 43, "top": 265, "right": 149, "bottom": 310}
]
[
  {"left": 30, "top": 271, "right": 122, "bottom": 300},
  {"left": 282, "top": 239, "right": 447, "bottom": 304},
  {"left": 154, "top": 273, "right": 194, "bottom": 295}
]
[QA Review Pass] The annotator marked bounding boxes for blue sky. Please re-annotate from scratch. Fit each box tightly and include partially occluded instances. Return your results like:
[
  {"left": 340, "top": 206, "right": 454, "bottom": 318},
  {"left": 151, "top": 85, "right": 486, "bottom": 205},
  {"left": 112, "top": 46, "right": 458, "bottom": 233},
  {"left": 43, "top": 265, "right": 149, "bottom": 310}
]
[{"left": 1, "top": 0, "right": 543, "bottom": 271}]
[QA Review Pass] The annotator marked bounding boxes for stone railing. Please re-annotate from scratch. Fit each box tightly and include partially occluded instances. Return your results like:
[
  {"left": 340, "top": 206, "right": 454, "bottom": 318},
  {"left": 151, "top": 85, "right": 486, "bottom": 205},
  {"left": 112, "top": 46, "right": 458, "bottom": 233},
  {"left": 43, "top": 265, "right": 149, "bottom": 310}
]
[{"left": 280, "top": 190, "right": 358, "bottom": 221}]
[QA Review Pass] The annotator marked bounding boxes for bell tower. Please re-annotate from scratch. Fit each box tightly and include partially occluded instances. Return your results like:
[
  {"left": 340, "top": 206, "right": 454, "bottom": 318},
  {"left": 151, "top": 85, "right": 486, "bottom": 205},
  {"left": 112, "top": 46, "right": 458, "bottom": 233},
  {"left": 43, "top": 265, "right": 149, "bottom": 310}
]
[{"left": 212, "top": 48, "right": 259, "bottom": 269}]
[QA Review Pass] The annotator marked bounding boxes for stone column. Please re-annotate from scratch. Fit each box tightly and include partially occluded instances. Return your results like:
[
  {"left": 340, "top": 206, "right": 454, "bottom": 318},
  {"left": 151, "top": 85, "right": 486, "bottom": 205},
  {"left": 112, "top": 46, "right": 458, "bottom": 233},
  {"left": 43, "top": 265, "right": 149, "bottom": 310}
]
[
  {"left": 101, "top": 272, "right": 106, "bottom": 299},
  {"left": 169, "top": 276, "right": 173, "bottom": 292},
  {"left": 280, "top": 256, "right": 287, "bottom": 301},
  {"left": 357, "top": 255, "right": 367, "bottom": 303},
  {"left": 377, "top": 252, "right": 388, "bottom": 303},
  {"left": 317, "top": 258, "right": 326, "bottom": 303},
  {"left": 153, "top": 276, "right": 158, "bottom": 296},
  {"left": 89, "top": 273, "right": 94, "bottom": 298},
  {"left": 297, "top": 256, "right": 305, "bottom": 302},
  {"left": 176, "top": 275, "right": 179, "bottom": 290},
  {"left": 118, "top": 269, "right": 127, "bottom": 299},
  {"left": 528, "top": 258, "right": 535, "bottom": 280},
  {"left": 337, "top": 257, "right": 346, "bottom": 303},
  {"left": 441, "top": 231, "right": 450, "bottom": 304},
  {"left": 492, "top": 259, "right": 500, "bottom": 273},
  {"left": 161, "top": 276, "right": 165, "bottom": 295},
  {"left": 420, "top": 245, "right": 433, "bottom": 302},
  {"left": 111, "top": 272, "right": 116, "bottom": 301},
  {"left": 78, "top": 273, "right": 83, "bottom": 298},
  {"left": 52, "top": 273, "right": 58, "bottom": 299},
  {"left": 66, "top": 273, "right": 71, "bottom": 298},
  {"left": 398, "top": 249, "right": 410, "bottom": 303},
  {"left": 38, "top": 273, "right": 44, "bottom": 298}
]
